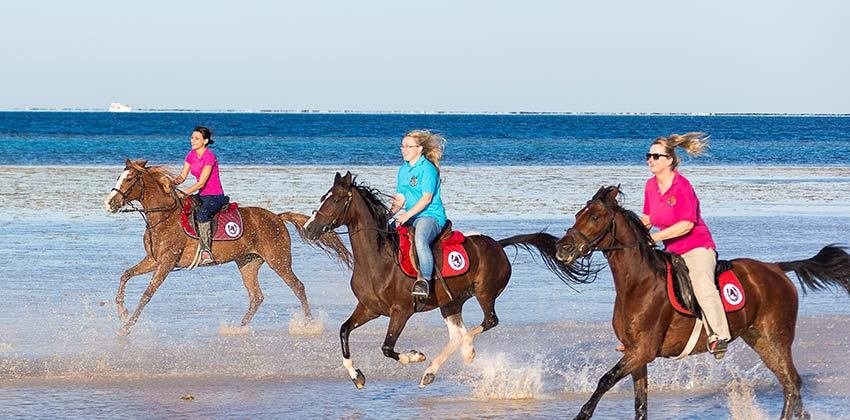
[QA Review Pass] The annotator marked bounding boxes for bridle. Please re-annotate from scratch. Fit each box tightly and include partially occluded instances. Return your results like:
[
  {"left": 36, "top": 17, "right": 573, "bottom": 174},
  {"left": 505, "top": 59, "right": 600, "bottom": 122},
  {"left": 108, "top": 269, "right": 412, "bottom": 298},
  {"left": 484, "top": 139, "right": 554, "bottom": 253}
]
[
  {"left": 112, "top": 168, "right": 182, "bottom": 256},
  {"left": 313, "top": 187, "right": 354, "bottom": 234},
  {"left": 565, "top": 199, "right": 642, "bottom": 255}
]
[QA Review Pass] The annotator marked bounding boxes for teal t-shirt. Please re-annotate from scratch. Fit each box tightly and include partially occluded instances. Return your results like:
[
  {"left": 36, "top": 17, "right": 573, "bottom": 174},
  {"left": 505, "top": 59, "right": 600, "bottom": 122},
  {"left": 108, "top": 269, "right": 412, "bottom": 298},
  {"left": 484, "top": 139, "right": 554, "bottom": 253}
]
[{"left": 396, "top": 157, "right": 447, "bottom": 228}]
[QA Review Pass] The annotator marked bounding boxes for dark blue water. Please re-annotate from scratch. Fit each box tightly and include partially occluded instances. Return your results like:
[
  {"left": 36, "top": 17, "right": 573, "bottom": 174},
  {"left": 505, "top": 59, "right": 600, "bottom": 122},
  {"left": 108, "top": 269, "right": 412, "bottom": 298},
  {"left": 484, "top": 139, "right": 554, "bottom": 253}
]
[{"left": 1, "top": 112, "right": 848, "bottom": 166}]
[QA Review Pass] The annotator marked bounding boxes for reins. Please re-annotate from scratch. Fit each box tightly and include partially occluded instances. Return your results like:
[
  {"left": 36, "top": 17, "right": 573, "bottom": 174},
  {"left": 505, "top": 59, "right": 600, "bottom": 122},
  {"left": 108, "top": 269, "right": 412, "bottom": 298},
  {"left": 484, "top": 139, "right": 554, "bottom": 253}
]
[{"left": 114, "top": 170, "right": 182, "bottom": 256}]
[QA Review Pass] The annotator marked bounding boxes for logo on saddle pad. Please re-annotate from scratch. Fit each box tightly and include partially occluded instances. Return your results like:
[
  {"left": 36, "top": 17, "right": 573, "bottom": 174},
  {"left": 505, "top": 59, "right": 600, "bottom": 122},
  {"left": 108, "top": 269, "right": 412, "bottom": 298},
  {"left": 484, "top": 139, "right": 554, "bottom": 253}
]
[
  {"left": 447, "top": 251, "right": 466, "bottom": 271},
  {"left": 722, "top": 283, "right": 743, "bottom": 306},
  {"left": 225, "top": 221, "right": 241, "bottom": 238}
]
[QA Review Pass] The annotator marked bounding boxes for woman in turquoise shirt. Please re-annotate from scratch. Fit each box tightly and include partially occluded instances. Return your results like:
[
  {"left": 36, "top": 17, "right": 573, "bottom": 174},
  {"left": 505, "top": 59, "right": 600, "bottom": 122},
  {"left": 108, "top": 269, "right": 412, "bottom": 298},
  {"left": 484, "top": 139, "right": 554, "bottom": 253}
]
[{"left": 390, "top": 130, "right": 447, "bottom": 298}]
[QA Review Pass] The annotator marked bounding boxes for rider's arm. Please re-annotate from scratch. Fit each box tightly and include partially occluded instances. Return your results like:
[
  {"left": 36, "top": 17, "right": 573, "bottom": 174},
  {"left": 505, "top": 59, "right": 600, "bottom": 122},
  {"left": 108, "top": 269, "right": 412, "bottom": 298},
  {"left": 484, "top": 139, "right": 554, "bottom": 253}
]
[
  {"left": 650, "top": 220, "right": 694, "bottom": 242},
  {"left": 181, "top": 165, "right": 212, "bottom": 195},
  {"left": 174, "top": 162, "right": 191, "bottom": 185}
]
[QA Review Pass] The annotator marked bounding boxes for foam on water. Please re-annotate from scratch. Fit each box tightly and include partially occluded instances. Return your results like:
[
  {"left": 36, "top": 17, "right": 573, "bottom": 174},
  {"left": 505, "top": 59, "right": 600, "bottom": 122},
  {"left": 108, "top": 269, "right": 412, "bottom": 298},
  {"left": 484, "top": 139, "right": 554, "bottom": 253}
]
[
  {"left": 288, "top": 309, "right": 326, "bottom": 336},
  {"left": 726, "top": 378, "right": 769, "bottom": 420},
  {"left": 466, "top": 354, "right": 543, "bottom": 400}
]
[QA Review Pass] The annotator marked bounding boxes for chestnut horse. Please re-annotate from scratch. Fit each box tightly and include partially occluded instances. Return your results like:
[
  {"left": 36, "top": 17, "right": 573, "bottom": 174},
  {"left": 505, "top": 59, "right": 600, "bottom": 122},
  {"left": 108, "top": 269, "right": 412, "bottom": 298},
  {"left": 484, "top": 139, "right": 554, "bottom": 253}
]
[
  {"left": 303, "top": 172, "right": 581, "bottom": 388},
  {"left": 104, "top": 159, "right": 352, "bottom": 335},
  {"left": 555, "top": 186, "right": 850, "bottom": 420}
]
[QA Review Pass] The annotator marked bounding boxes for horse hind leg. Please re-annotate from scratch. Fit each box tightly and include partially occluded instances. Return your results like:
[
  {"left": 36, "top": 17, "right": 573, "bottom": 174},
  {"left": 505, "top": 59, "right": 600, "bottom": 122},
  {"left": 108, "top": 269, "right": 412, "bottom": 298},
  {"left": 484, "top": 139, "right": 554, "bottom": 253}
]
[
  {"left": 420, "top": 302, "right": 468, "bottom": 387},
  {"left": 741, "top": 327, "right": 807, "bottom": 419},
  {"left": 264, "top": 245, "right": 312, "bottom": 320},
  {"left": 235, "top": 255, "right": 265, "bottom": 328}
]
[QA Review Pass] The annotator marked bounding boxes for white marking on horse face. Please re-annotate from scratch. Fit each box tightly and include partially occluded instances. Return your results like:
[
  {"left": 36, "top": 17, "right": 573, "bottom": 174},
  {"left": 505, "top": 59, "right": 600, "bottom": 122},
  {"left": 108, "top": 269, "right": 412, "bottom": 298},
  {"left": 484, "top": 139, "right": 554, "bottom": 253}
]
[
  {"left": 342, "top": 357, "right": 358, "bottom": 380},
  {"left": 104, "top": 170, "right": 130, "bottom": 212},
  {"left": 304, "top": 193, "right": 330, "bottom": 230}
]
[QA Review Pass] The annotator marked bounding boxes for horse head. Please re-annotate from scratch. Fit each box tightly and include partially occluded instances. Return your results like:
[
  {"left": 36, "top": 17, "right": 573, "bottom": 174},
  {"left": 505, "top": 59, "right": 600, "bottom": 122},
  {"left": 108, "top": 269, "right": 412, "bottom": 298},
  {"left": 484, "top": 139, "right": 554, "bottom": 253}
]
[
  {"left": 304, "top": 171, "right": 356, "bottom": 240},
  {"left": 104, "top": 159, "right": 150, "bottom": 213},
  {"left": 556, "top": 185, "right": 622, "bottom": 264}
]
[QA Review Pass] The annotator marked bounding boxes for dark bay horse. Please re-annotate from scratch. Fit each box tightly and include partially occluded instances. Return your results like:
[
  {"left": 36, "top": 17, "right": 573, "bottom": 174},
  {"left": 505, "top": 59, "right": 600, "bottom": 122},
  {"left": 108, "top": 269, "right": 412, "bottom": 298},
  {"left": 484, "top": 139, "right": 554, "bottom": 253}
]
[
  {"left": 104, "top": 159, "right": 352, "bottom": 336},
  {"left": 555, "top": 186, "right": 850, "bottom": 420},
  {"left": 303, "top": 172, "right": 580, "bottom": 388}
]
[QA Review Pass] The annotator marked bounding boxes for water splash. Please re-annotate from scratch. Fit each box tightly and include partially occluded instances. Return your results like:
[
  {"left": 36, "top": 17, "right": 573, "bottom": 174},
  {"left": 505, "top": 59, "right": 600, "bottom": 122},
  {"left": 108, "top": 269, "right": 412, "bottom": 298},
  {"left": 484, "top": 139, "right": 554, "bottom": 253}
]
[
  {"left": 726, "top": 378, "right": 768, "bottom": 420},
  {"left": 467, "top": 354, "right": 542, "bottom": 400},
  {"left": 218, "top": 323, "right": 252, "bottom": 336},
  {"left": 0, "top": 343, "right": 11, "bottom": 352},
  {"left": 288, "top": 309, "right": 325, "bottom": 336}
]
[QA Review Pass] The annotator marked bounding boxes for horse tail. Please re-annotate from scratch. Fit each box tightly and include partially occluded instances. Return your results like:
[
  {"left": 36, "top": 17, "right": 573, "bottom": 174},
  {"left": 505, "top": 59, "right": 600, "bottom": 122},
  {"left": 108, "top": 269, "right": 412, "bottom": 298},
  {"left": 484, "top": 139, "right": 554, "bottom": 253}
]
[
  {"left": 498, "top": 232, "right": 596, "bottom": 285},
  {"left": 777, "top": 244, "right": 850, "bottom": 295},
  {"left": 278, "top": 212, "right": 354, "bottom": 269}
]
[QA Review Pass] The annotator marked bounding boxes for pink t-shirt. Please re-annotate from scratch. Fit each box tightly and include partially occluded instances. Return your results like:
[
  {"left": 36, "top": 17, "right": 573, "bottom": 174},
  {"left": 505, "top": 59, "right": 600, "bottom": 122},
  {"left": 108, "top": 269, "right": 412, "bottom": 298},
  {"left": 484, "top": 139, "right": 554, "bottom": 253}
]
[
  {"left": 643, "top": 171, "right": 715, "bottom": 254},
  {"left": 185, "top": 149, "right": 224, "bottom": 196}
]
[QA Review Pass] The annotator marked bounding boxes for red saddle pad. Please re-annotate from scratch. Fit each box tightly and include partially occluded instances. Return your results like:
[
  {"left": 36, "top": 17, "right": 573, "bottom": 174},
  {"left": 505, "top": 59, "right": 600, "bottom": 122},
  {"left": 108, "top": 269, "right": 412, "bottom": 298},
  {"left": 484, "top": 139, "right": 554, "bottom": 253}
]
[
  {"left": 180, "top": 199, "right": 244, "bottom": 241},
  {"left": 666, "top": 262, "right": 746, "bottom": 316},
  {"left": 397, "top": 226, "right": 470, "bottom": 278}
]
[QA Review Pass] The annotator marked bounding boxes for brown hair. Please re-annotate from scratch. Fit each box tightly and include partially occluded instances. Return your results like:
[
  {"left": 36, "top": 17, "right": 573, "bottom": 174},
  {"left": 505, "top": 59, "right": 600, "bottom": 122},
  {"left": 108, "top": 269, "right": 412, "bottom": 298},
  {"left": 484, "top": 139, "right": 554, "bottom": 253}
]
[{"left": 651, "top": 132, "right": 709, "bottom": 170}]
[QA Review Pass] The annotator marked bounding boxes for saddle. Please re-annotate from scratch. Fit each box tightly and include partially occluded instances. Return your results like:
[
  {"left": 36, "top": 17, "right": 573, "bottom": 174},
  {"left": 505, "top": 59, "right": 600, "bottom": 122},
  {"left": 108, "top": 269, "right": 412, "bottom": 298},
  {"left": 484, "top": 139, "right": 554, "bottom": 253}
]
[
  {"left": 180, "top": 196, "right": 244, "bottom": 241},
  {"left": 666, "top": 255, "right": 746, "bottom": 317},
  {"left": 397, "top": 220, "right": 470, "bottom": 278}
]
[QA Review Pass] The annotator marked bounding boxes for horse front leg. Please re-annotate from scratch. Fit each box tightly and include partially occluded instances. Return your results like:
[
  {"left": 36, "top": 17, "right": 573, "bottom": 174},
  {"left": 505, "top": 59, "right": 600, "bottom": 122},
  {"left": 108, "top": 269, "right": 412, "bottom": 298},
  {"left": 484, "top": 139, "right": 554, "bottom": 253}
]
[
  {"left": 340, "top": 302, "right": 378, "bottom": 389},
  {"left": 116, "top": 256, "right": 158, "bottom": 322},
  {"left": 632, "top": 364, "right": 649, "bottom": 420},
  {"left": 575, "top": 355, "right": 645, "bottom": 420},
  {"left": 383, "top": 308, "right": 424, "bottom": 365},
  {"left": 117, "top": 259, "right": 177, "bottom": 336}
]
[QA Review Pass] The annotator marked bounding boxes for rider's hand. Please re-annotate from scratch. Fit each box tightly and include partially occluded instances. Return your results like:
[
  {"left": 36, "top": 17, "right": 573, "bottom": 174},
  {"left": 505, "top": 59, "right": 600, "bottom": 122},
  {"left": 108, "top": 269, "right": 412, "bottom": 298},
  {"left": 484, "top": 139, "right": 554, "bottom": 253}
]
[
  {"left": 395, "top": 212, "right": 411, "bottom": 225},
  {"left": 175, "top": 189, "right": 188, "bottom": 199}
]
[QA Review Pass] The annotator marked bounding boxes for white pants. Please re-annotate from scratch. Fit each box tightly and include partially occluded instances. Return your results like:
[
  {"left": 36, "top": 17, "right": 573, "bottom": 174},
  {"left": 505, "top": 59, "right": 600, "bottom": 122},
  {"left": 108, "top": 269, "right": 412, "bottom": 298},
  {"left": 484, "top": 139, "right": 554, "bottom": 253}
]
[{"left": 681, "top": 247, "right": 731, "bottom": 341}]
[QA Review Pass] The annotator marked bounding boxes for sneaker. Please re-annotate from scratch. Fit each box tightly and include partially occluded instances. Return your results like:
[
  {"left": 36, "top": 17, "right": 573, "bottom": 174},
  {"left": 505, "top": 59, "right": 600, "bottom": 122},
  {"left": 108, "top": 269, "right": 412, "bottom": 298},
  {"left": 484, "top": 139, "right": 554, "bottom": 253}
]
[
  {"left": 412, "top": 279, "right": 430, "bottom": 297},
  {"left": 200, "top": 250, "right": 214, "bottom": 265},
  {"left": 708, "top": 338, "right": 728, "bottom": 359}
]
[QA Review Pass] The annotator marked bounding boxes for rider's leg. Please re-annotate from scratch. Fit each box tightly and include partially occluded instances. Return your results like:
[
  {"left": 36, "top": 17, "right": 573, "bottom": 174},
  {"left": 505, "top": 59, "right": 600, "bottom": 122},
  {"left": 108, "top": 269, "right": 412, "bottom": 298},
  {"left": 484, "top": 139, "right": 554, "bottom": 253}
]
[
  {"left": 412, "top": 216, "right": 440, "bottom": 297},
  {"left": 682, "top": 247, "right": 730, "bottom": 352},
  {"left": 197, "top": 195, "right": 226, "bottom": 264}
]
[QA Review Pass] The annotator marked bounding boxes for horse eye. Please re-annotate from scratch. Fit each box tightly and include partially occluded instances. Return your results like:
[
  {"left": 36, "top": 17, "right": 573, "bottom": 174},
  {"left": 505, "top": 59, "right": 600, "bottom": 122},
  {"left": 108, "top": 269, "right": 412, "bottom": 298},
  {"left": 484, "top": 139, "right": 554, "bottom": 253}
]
[{"left": 591, "top": 215, "right": 600, "bottom": 221}]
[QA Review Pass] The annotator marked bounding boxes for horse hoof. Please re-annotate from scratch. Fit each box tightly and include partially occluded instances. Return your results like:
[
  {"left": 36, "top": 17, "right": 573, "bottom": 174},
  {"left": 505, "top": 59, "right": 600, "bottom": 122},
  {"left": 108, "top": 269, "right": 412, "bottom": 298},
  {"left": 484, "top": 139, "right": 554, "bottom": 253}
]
[
  {"left": 399, "top": 351, "right": 426, "bottom": 365},
  {"left": 352, "top": 369, "right": 366, "bottom": 389},
  {"left": 419, "top": 373, "right": 435, "bottom": 387}
]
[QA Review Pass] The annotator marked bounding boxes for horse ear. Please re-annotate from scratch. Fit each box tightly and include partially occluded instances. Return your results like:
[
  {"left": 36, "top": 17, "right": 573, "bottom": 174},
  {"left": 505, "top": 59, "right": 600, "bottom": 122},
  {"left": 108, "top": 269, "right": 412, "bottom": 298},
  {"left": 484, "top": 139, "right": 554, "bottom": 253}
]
[
  {"left": 124, "top": 158, "right": 132, "bottom": 168},
  {"left": 137, "top": 159, "right": 148, "bottom": 168},
  {"left": 334, "top": 172, "right": 342, "bottom": 184},
  {"left": 342, "top": 171, "right": 353, "bottom": 185},
  {"left": 605, "top": 185, "right": 620, "bottom": 203}
]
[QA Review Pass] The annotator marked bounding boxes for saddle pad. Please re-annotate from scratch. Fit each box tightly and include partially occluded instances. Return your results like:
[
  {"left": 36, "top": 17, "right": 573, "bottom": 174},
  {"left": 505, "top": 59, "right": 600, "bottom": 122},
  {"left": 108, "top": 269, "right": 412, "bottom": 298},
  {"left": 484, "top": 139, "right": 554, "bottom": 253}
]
[
  {"left": 666, "top": 262, "right": 746, "bottom": 316},
  {"left": 181, "top": 201, "right": 244, "bottom": 241},
  {"left": 397, "top": 226, "right": 470, "bottom": 278}
]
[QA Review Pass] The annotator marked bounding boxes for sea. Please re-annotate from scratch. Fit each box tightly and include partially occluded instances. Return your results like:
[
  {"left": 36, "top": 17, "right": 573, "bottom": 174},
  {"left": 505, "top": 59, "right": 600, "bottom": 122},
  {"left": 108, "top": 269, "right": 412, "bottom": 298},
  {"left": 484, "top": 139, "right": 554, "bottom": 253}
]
[{"left": 1, "top": 112, "right": 849, "bottom": 419}]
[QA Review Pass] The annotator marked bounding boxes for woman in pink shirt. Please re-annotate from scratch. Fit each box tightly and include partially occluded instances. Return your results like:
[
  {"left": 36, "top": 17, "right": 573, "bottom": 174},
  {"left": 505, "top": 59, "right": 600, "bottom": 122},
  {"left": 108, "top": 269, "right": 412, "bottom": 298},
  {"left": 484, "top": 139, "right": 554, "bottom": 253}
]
[
  {"left": 641, "top": 132, "right": 730, "bottom": 357},
  {"left": 174, "top": 126, "right": 228, "bottom": 265}
]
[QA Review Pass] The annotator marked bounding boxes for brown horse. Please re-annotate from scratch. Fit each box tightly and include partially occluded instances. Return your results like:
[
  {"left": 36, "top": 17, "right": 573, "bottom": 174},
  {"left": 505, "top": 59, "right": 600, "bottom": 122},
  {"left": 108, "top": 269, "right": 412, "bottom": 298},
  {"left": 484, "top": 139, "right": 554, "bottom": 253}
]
[
  {"left": 303, "top": 172, "right": 579, "bottom": 388},
  {"left": 555, "top": 186, "right": 850, "bottom": 420},
  {"left": 104, "top": 159, "right": 352, "bottom": 336}
]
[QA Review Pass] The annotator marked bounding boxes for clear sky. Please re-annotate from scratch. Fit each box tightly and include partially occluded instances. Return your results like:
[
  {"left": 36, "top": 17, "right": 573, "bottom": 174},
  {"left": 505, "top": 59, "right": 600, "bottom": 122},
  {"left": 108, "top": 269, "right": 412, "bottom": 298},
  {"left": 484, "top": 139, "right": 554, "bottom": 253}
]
[{"left": 2, "top": 1, "right": 848, "bottom": 113}]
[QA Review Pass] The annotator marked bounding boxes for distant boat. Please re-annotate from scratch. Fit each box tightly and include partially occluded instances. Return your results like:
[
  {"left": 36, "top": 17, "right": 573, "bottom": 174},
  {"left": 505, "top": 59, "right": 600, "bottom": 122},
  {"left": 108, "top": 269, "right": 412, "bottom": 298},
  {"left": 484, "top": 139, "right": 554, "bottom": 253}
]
[{"left": 108, "top": 103, "right": 132, "bottom": 112}]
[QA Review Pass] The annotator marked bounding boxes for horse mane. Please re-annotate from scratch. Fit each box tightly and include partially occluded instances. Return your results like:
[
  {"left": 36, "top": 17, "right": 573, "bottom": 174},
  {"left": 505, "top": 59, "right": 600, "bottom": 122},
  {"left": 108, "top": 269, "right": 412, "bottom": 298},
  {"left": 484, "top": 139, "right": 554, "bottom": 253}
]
[
  {"left": 594, "top": 186, "right": 668, "bottom": 275},
  {"left": 144, "top": 165, "right": 177, "bottom": 191},
  {"left": 351, "top": 179, "right": 400, "bottom": 252}
]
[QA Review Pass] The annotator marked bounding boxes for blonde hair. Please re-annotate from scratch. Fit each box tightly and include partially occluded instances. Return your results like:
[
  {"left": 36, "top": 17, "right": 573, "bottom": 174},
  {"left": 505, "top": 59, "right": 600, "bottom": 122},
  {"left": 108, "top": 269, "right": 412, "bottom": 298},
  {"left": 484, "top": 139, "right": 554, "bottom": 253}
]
[
  {"left": 404, "top": 129, "right": 446, "bottom": 172},
  {"left": 651, "top": 132, "right": 710, "bottom": 170}
]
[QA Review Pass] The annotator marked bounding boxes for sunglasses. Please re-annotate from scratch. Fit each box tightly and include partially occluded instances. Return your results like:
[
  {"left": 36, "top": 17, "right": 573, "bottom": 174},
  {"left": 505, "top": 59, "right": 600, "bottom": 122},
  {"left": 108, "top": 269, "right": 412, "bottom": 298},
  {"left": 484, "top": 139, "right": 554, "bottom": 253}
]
[{"left": 645, "top": 153, "right": 671, "bottom": 160}]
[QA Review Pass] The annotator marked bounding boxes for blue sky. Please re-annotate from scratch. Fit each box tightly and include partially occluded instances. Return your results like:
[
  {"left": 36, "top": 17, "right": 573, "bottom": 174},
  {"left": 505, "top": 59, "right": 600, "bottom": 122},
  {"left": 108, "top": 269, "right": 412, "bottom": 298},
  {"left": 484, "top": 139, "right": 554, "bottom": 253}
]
[{"left": 2, "top": 1, "right": 848, "bottom": 113}]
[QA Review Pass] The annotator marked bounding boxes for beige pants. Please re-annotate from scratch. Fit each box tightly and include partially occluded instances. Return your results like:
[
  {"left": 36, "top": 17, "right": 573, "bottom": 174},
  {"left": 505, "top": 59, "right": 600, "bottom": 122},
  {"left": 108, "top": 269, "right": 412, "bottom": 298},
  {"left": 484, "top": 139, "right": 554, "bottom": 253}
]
[{"left": 681, "top": 247, "right": 731, "bottom": 341}]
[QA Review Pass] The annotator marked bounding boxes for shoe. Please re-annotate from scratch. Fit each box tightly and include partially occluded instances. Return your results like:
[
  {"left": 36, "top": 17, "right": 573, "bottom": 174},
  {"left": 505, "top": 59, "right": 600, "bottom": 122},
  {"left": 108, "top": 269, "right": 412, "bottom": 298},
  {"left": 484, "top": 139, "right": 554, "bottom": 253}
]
[
  {"left": 708, "top": 338, "right": 728, "bottom": 359},
  {"left": 412, "top": 279, "right": 430, "bottom": 297},
  {"left": 200, "top": 250, "right": 214, "bottom": 265}
]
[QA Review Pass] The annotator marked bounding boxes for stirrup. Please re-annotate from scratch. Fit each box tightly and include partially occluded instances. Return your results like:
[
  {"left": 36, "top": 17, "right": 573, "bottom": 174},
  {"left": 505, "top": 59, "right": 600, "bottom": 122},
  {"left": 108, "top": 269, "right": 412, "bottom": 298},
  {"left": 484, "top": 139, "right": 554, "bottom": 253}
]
[
  {"left": 707, "top": 338, "right": 728, "bottom": 360},
  {"left": 412, "top": 279, "right": 430, "bottom": 297},
  {"left": 199, "top": 249, "right": 215, "bottom": 265}
]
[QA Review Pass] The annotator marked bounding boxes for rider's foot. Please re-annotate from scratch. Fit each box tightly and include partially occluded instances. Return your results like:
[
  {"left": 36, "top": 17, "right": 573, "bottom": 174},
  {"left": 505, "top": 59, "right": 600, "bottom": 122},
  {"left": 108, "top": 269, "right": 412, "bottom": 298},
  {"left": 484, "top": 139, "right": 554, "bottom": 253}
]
[
  {"left": 200, "top": 250, "right": 214, "bottom": 265},
  {"left": 708, "top": 338, "right": 728, "bottom": 359},
  {"left": 412, "top": 279, "right": 430, "bottom": 297}
]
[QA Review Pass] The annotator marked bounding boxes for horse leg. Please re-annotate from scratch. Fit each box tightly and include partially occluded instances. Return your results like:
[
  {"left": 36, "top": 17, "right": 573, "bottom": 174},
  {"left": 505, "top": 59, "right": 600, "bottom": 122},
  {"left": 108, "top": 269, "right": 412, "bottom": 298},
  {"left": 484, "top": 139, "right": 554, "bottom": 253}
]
[
  {"left": 462, "top": 293, "right": 500, "bottom": 364},
  {"left": 420, "top": 301, "right": 468, "bottom": 387},
  {"left": 574, "top": 353, "right": 651, "bottom": 420},
  {"left": 340, "top": 302, "right": 379, "bottom": 389},
  {"left": 265, "top": 251, "right": 312, "bottom": 320},
  {"left": 116, "top": 256, "right": 158, "bottom": 322},
  {"left": 117, "top": 260, "right": 176, "bottom": 336},
  {"left": 631, "top": 364, "right": 649, "bottom": 420},
  {"left": 741, "top": 328, "right": 807, "bottom": 419},
  {"left": 383, "top": 309, "right": 423, "bottom": 365},
  {"left": 236, "top": 255, "right": 265, "bottom": 327}
]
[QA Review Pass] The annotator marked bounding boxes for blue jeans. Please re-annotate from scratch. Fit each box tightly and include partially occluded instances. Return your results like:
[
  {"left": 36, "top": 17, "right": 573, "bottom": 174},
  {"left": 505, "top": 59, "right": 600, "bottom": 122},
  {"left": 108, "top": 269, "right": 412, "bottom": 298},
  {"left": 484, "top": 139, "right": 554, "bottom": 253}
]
[
  {"left": 197, "top": 194, "right": 229, "bottom": 222},
  {"left": 413, "top": 216, "right": 441, "bottom": 280}
]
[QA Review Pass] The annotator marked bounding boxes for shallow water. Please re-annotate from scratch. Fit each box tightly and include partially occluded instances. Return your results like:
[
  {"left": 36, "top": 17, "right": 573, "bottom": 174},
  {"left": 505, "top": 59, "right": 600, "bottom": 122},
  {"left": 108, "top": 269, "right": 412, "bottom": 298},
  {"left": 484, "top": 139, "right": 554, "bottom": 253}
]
[{"left": 1, "top": 165, "right": 850, "bottom": 418}]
